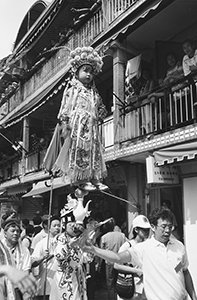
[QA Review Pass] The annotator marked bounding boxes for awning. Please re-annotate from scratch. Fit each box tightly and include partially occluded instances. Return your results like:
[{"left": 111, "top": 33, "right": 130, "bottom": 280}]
[
  {"left": 2, "top": 67, "right": 69, "bottom": 128},
  {"left": 22, "top": 176, "right": 69, "bottom": 198},
  {"left": 154, "top": 141, "right": 197, "bottom": 166},
  {"left": 96, "top": 0, "right": 169, "bottom": 52}
]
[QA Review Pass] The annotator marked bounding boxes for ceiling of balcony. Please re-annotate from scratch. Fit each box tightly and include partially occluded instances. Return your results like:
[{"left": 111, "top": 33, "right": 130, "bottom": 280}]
[{"left": 124, "top": 0, "right": 197, "bottom": 60}]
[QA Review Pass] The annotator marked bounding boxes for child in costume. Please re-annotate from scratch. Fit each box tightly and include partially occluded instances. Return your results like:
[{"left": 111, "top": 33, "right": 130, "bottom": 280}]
[{"left": 43, "top": 46, "right": 108, "bottom": 191}]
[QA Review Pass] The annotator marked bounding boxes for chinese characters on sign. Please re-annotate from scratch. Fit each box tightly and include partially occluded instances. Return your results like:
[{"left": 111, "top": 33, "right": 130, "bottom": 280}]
[{"left": 146, "top": 156, "right": 179, "bottom": 184}]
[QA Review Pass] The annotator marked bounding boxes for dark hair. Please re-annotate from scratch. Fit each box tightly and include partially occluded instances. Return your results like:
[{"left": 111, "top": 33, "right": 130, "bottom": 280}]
[
  {"left": 165, "top": 52, "right": 177, "bottom": 61},
  {"left": 25, "top": 224, "right": 35, "bottom": 236},
  {"left": 22, "top": 219, "right": 29, "bottom": 227},
  {"left": 50, "top": 215, "right": 60, "bottom": 225},
  {"left": 32, "top": 216, "right": 42, "bottom": 225},
  {"left": 132, "top": 228, "right": 138, "bottom": 238},
  {"left": 161, "top": 199, "right": 172, "bottom": 209},
  {"left": 102, "top": 217, "right": 115, "bottom": 233},
  {"left": 148, "top": 207, "right": 173, "bottom": 226}
]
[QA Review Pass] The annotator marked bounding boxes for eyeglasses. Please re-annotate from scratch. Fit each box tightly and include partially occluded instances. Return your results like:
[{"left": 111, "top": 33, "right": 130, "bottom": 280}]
[{"left": 156, "top": 224, "right": 174, "bottom": 231}]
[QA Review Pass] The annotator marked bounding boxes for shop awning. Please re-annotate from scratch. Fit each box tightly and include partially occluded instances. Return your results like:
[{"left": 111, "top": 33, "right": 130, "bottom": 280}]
[
  {"left": 22, "top": 176, "right": 69, "bottom": 197},
  {"left": 154, "top": 141, "right": 197, "bottom": 166},
  {"left": 96, "top": 0, "right": 171, "bottom": 52},
  {"left": 2, "top": 66, "right": 69, "bottom": 128}
]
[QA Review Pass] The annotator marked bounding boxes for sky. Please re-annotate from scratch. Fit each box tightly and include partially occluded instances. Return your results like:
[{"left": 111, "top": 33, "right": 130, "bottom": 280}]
[{"left": 0, "top": 0, "right": 53, "bottom": 60}]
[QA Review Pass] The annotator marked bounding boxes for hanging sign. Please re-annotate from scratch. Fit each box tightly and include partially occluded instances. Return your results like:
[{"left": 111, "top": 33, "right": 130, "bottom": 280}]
[{"left": 146, "top": 156, "right": 179, "bottom": 184}]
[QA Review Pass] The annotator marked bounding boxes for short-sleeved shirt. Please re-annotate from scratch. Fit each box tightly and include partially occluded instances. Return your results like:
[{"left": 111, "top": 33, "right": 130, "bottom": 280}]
[
  {"left": 31, "top": 229, "right": 47, "bottom": 250},
  {"left": 182, "top": 49, "right": 197, "bottom": 76},
  {"left": 128, "top": 236, "right": 188, "bottom": 300},
  {"left": 31, "top": 236, "right": 57, "bottom": 295},
  {"left": 100, "top": 231, "right": 127, "bottom": 265}
]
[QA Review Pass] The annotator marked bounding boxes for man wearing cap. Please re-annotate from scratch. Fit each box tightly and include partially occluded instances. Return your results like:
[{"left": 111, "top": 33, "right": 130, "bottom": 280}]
[
  {"left": 82, "top": 208, "right": 197, "bottom": 300},
  {"left": 31, "top": 215, "right": 61, "bottom": 300}
]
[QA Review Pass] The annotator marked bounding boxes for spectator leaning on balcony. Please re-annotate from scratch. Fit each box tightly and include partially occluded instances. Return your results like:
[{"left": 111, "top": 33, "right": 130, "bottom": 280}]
[
  {"left": 182, "top": 39, "right": 197, "bottom": 79},
  {"left": 43, "top": 46, "right": 108, "bottom": 192},
  {"left": 162, "top": 52, "right": 184, "bottom": 91}
]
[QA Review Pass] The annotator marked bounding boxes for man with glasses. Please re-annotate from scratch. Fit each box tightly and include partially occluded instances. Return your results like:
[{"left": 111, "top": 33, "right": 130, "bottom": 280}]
[{"left": 82, "top": 207, "right": 197, "bottom": 300}]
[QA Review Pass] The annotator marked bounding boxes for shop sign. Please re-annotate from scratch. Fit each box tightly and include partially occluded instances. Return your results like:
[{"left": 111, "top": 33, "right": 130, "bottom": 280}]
[{"left": 146, "top": 156, "right": 179, "bottom": 184}]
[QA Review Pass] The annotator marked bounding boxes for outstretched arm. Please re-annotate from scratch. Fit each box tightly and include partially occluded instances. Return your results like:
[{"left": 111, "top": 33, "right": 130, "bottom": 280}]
[
  {"left": 82, "top": 242, "right": 131, "bottom": 265},
  {"left": 0, "top": 265, "right": 37, "bottom": 296},
  {"left": 183, "top": 269, "right": 197, "bottom": 300}
]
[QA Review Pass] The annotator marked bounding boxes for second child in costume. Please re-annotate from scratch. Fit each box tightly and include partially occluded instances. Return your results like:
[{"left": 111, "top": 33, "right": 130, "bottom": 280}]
[{"left": 43, "top": 46, "right": 108, "bottom": 191}]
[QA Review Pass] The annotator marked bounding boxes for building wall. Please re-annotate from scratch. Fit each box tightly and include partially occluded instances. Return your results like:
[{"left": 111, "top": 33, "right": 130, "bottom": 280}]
[
  {"left": 183, "top": 176, "right": 197, "bottom": 290},
  {"left": 127, "top": 163, "right": 145, "bottom": 239}
]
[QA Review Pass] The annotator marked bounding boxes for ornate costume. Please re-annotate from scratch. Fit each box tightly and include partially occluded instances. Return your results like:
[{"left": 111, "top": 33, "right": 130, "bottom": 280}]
[
  {"left": 43, "top": 47, "right": 107, "bottom": 187},
  {"left": 50, "top": 232, "right": 88, "bottom": 300}
]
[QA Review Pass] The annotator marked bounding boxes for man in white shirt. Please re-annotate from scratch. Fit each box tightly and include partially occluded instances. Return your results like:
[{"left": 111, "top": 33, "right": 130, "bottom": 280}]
[
  {"left": 82, "top": 208, "right": 197, "bottom": 300},
  {"left": 31, "top": 215, "right": 61, "bottom": 300},
  {"left": 31, "top": 215, "right": 50, "bottom": 251}
]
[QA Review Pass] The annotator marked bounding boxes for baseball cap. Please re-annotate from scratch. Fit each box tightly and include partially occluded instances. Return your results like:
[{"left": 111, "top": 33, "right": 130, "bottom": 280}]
[{"left": 132, "top": 215, "right": 151, "bottom": 229}]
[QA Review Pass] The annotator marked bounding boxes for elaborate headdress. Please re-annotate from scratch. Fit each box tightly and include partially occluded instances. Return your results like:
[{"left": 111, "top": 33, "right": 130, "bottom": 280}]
[{"left": 69, "top": 46, "right": 103, "bottom": 75}]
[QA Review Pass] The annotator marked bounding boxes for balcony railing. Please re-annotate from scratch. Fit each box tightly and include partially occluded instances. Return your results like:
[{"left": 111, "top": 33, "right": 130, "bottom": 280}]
[{"left": 120, "top": 80, "right": 196, "bottom": 142}]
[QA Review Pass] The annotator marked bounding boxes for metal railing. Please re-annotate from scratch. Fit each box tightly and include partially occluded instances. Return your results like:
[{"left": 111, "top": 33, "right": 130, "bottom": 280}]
[{"left": 120, "top": 80, "right": 196, "bottom": 142}]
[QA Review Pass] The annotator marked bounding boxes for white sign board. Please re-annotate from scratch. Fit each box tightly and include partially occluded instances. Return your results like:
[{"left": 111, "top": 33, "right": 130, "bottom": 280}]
[{"left": 146, "top": 156, "right": 179, "bottom": 184}]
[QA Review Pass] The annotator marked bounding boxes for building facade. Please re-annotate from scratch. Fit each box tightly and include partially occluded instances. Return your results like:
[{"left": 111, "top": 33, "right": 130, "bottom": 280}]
[{"left": 0, "top": 0, "right": 197, "bottom": 286}]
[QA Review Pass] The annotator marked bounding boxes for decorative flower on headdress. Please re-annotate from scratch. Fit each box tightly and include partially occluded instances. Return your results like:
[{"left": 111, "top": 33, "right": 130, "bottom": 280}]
[{"left": 69, "top": 46, "right": 103, "bottom": 75}]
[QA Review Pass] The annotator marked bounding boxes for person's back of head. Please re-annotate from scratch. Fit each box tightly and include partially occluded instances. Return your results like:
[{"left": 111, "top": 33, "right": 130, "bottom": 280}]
[
  {"left": 161, "top": 199, "right": 172, "bottom": 210},
  {"left": 25, "top": 224, "right": 35, "bottom": 237},
  {"left": 22, "top": 218, "right": 29, "bottom": 228},
  {"left": 32, "top": 216, "right": 42, "bottom": 226},
  {"left": 103, "top": 217, "right": 115, "bottom": 233}
]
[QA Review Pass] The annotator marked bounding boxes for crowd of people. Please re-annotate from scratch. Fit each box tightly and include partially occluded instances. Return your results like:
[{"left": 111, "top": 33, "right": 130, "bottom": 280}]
[{"left": 0, "top": 202, "right": 196, "bottom": 300}]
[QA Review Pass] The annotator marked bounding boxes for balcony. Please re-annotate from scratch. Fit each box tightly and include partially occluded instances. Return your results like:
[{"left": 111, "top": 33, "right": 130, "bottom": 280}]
[
  {"left": 0, "top": 0, "right": 147, "bottom": 120},
  {"left": 120, "top": 80, "right": 196, "bottom": 143},
  {"left": 1, "top": 77, "right": 196, "bottom": 183}
]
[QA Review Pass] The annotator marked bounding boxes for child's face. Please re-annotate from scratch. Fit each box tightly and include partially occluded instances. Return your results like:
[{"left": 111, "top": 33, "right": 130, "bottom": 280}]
[{"left": 77, "top": 64, "right": 94, "bottom": 85}]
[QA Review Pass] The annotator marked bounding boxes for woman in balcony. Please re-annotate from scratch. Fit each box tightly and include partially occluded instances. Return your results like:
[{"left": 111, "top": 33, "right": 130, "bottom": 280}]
[
  {"left": 43, "top": 47, "right": 108, "bottom": 192},
  {"left": 162, "top": 52, "right": 184, "bottom": 90}
]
